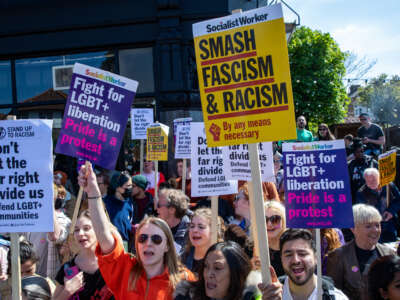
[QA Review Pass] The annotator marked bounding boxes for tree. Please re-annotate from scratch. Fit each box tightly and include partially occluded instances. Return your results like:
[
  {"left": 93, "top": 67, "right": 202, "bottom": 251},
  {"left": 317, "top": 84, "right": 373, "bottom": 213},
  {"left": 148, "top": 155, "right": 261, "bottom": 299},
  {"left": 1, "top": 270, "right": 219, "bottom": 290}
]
[
  {"left": 288, "top": 26, "right": 349, "bottom": 130},
  {"left": 358, "top": 74, "right": 400, "bottom": 125}
]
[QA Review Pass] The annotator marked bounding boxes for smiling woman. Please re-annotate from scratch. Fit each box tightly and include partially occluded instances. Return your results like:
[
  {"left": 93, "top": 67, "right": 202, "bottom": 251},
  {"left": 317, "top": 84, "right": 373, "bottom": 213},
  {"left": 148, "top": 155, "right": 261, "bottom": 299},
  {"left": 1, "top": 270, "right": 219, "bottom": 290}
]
[
  {"left": 326, "top": 204, "right": 395, "bottom": 300},
  {"left": 52, "top": 210, "right": 114, "bottom": 300}
]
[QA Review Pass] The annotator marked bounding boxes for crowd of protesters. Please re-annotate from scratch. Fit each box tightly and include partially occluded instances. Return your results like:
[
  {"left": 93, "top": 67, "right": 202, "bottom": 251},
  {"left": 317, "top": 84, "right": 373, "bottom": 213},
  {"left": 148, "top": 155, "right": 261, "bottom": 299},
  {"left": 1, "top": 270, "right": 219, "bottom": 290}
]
[{"left": 1, "top": 112, "right": 400, "bottom": 300}]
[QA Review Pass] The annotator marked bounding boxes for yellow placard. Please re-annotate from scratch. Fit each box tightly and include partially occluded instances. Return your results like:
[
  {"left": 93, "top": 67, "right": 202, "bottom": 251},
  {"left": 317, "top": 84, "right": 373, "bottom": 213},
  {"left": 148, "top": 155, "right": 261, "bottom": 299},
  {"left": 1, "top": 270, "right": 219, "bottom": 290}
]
[
  {"left": 378, "top": 150, "right": 397, "bottom": 187},
  {"left": 193, "top": 4, "right": 296, "bottom": 147},
  {"left": 146, "top": 124, "right": 169, "bottom": 161}
]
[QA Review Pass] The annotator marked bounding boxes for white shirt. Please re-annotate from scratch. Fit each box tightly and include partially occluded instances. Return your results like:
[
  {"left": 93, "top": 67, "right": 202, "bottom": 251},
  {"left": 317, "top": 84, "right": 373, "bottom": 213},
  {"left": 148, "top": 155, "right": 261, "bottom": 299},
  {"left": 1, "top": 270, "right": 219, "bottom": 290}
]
[
  {"left": 142, "top": 170, "right": 164, "bottom": 190},
  {"left": 282, "top": 276, "right": 348, "bottom": 300}
]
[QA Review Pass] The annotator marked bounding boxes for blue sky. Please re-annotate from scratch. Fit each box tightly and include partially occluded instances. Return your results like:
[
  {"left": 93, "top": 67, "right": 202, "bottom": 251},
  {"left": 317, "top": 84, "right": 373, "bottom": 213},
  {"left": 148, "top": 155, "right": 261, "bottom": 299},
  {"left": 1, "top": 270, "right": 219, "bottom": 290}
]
[{"left": 282, "top": 0, "right": 400, "bottom": 79}]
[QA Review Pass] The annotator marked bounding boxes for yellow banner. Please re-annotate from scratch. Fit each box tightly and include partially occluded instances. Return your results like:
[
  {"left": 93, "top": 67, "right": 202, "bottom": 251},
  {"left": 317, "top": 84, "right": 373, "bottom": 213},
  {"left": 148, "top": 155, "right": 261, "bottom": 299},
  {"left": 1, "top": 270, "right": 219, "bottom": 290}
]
[
  {"left": 378, "top": 150, "right": 397, "bottom": 187},
  {"left": 193, "top": 4, "right": 296, "bottom": 147},
  {"left": 146, "top": 124, "right": 169, "bottom": 161}
]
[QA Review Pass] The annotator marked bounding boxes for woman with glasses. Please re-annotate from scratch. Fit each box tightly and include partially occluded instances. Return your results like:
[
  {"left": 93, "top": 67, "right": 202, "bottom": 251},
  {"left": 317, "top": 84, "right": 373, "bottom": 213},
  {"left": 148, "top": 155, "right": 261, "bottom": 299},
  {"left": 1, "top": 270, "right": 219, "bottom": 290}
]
[
  {"left": 316, "top": 123, "right": 335, "bottom": 141},
  {"left": 181, "top": 208, "right": 225, "bottom": 276},
  {"left": 77, "top": 163, "right": 195, "bottom": 300},
  {"left": 231, "top": 185, "right": 252, "bottom": 236},
  {"left": 53, "top": 210, "right": 114, "bottom": 299},
  {"left": 252, "top": 200, "right": 286, "bottom": 277}
]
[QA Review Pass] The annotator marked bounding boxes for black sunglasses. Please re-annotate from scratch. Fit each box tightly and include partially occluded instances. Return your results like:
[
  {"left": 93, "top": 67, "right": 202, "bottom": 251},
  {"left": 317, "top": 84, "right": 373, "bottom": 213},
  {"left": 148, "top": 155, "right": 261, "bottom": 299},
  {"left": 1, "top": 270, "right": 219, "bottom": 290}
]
[
  {"left": 265, "top": 215, "right": 282, "bottom": 225},
  {"left": 137, "top": 234, "right": 163, "bottom": 245}
]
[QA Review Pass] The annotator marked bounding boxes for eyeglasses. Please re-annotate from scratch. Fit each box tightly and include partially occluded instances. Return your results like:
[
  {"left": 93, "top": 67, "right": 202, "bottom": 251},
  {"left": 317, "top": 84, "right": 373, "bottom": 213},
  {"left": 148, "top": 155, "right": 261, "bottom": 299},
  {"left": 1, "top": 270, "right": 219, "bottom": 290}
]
[
  {"left": 234, "top": 196, "right": 247, "bottom": 202},
  {"left": 137, "top": 234, "right": 163, "bottom": 245},
  {"left": 265, "top": 215, "right": 282, "bottom": 225},
  {"left": 359, "top": 118, "right": 367, "bottom": 121},
  {"left": 319, "top": 128, "right": 327, "bottom": 131},
  {"left": 273, "top": 160, "right": 281, "bottom": 163}
]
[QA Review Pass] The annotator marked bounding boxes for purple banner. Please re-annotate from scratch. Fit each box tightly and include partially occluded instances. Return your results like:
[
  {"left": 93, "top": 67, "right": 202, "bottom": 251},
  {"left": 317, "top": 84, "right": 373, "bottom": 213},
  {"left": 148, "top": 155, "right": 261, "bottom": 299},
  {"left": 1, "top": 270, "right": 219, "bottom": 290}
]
[
  {"left": 282, "top": 140, "right": 354, "bottom": 228},
  {"left": 55, "top": 63, "right": 138, "bottom": 170}
]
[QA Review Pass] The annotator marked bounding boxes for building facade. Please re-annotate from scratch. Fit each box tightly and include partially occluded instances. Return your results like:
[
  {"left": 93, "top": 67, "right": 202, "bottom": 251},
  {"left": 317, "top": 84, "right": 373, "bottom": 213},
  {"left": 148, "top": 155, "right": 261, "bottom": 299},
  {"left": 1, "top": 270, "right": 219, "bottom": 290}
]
[{"left": 0, "top": 0, "right": 291, "bottom": 175}]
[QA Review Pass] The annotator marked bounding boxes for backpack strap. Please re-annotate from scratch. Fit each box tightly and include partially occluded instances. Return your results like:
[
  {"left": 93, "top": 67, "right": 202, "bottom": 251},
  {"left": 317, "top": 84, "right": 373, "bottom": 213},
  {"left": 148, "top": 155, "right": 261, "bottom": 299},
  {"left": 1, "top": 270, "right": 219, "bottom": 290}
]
[{"left": 321, "top": 276, "right": 336, "bottom": 300}]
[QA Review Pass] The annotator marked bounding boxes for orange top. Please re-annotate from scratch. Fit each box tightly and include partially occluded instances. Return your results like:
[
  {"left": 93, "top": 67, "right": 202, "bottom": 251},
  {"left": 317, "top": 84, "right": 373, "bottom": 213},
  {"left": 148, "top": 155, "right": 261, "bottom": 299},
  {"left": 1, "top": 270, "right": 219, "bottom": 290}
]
[{"left": 96, "top": 235, "right": 195, "bottom": 300}]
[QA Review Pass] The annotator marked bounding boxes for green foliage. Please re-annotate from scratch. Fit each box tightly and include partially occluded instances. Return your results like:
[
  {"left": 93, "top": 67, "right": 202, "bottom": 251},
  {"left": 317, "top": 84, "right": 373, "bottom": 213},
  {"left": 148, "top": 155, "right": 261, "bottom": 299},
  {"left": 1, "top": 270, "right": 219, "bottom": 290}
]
[
  {"left": 358, "top": 74, "right": 400, "bottom": 125},
  {"left": 288, "top": 26, "right": 349, "bottom": 130}
]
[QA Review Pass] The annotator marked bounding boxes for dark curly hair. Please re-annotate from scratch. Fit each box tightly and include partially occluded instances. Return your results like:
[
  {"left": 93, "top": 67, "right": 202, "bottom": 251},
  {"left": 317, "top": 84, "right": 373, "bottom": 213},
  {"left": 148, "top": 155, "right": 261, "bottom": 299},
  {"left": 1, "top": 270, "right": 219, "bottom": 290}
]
[{"left": 368, "top": 255, "right": 400, "bottom": 300}]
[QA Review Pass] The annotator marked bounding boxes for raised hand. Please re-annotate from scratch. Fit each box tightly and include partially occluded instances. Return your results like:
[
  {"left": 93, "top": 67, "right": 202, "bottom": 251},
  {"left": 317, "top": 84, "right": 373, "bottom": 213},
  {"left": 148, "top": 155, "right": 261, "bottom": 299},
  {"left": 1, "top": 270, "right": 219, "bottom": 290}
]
[{"left": 258, "top": 266, "right": 283, "bottom": 300}]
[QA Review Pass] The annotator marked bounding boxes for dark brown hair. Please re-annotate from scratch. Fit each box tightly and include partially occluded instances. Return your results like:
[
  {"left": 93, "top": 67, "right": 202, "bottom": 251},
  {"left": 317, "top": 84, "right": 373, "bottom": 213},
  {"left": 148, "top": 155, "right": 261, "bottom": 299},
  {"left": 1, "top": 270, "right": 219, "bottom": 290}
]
[
  {"left": 317, "top": 123, "right": 335, "bottom": 140},
  {"left": 192, "top": 241, "right": 251, "bottom": 300}
]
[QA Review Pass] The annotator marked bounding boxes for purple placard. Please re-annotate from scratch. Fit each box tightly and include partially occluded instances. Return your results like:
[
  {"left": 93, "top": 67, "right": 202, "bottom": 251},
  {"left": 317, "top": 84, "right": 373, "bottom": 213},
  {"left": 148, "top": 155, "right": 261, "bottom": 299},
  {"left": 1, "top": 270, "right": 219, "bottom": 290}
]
[
  {"left": 282, "top": 140, "right": 354, "bottom": 228},
  {"left": 55, "top": 63, "right": 138, "bottom": 170}
]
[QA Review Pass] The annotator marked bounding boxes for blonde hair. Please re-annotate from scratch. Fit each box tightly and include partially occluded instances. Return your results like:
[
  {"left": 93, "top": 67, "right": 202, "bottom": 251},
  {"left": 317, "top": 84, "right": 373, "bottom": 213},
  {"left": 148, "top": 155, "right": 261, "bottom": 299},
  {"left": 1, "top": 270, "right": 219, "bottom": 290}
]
[
  {"left": 264, "top": 200, "right": 286, "bottom": 237},
  {"left": 53, "top": 183, "right": 58, "bottom": 201},
  {"left": 129, "top": 217, "right": 185, "bottom": 292},
  {"left": 353, "top": 204, "right": 382, "bottom": 225}
]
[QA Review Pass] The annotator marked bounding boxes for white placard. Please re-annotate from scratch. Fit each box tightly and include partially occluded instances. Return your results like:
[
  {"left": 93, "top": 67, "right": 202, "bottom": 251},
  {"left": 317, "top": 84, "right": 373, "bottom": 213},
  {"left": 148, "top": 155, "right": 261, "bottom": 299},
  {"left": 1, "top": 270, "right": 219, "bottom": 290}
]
[
  {"left": 173, "top": 118, "right": 192, "bottom": 157},
  {"left": 191, "top": 122, "right": 237, "bottom": 196},
  {"left": 0, "top": 120, "right": 54, "bottom": 232},
  {"left": 175, "top": 123, "right": 191, "bottom": 159},
  {"left": 131, "top": 108, "right": 154, "bottom": 140},
  {"left": 222, "top": 142, "right": 275, "bottom": 182}
]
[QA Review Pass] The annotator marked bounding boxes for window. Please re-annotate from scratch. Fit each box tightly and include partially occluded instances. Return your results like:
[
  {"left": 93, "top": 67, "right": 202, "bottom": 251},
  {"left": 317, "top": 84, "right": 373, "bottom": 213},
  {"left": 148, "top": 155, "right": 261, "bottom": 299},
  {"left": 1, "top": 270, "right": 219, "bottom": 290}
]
[
  {"left": 0, "top": 61, "right": 12, "bottom": 105},
  {"left": 119, "top": 48, "right": 154, "bottom": 94},
  {"left": 16, "top": 51, "right": 115, "bottom": 103},
  {"left": 0, "top": 108, "right": 12, "bottom": 118}
]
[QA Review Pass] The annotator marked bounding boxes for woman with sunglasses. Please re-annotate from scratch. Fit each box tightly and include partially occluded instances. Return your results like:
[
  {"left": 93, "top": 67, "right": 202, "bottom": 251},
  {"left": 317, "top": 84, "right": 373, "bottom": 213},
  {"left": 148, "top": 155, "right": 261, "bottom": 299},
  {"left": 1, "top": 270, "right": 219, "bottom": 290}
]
[
  {"left": 316, "top": 123, "right": 335, "bottom": 141},
  {"left": 53, "top": 210, "right": 114, "bottom": 299},
  {"left": 77, "top": 162, "right": 195, "bottom": 300},
  {"left": 181, "top": 208, "right": 225, "bottom": 275},
  {"left": 252, "top": 201, "right": 286, "bottom": 277}
]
